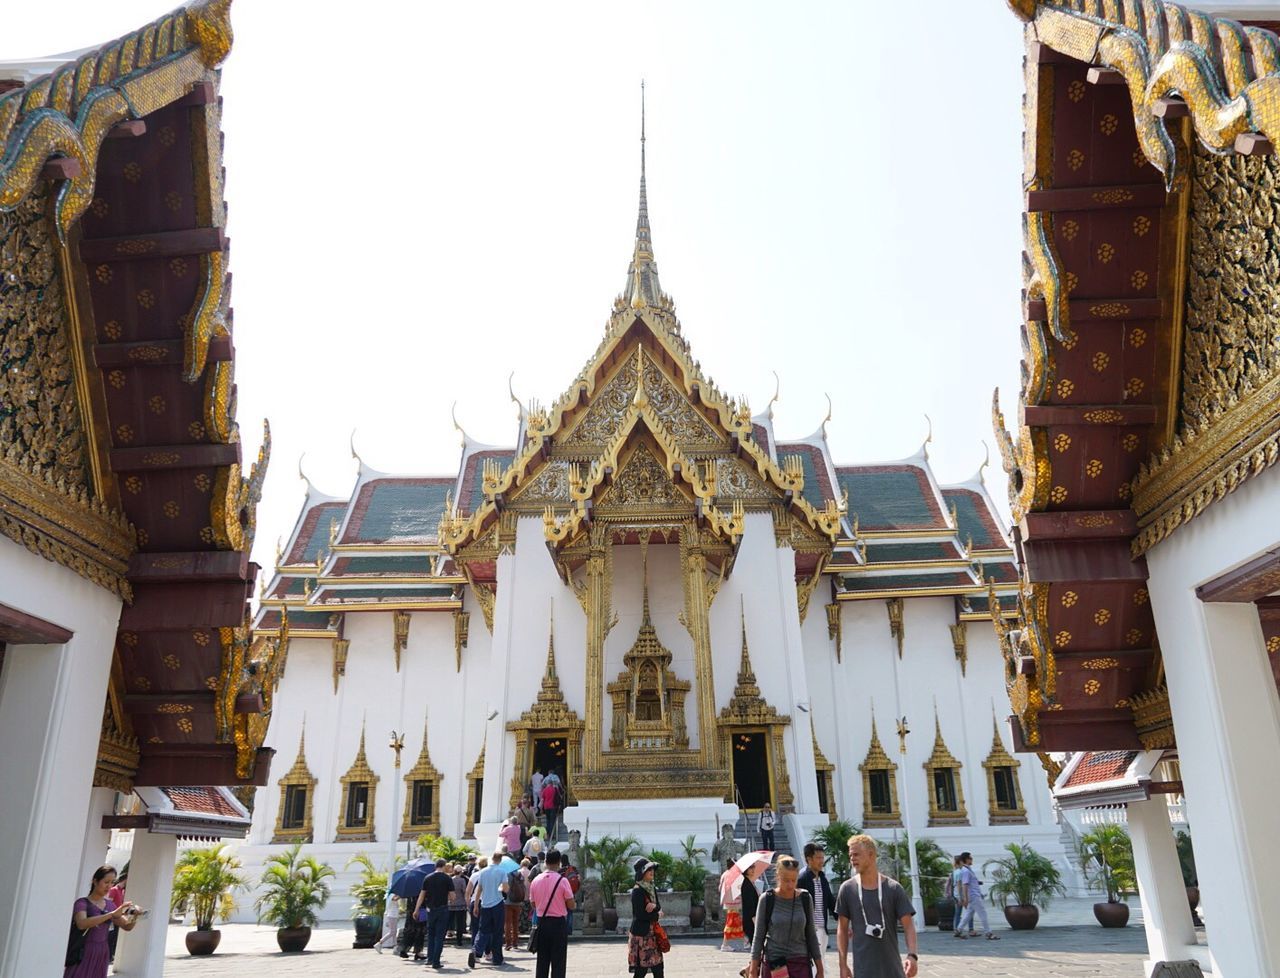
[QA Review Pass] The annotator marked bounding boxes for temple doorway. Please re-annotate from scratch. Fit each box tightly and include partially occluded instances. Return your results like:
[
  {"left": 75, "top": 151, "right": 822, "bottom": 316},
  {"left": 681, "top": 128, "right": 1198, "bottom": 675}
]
[
  {"left": 730, "top": 729, "right": 772, "bottom": 810},
  {"left": 533, "top": 734, "right": 570, "bottom": 798}
]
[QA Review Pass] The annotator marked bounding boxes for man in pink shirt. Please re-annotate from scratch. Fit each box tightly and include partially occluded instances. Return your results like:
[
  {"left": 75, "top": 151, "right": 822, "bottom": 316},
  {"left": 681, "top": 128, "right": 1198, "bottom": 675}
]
[
  {"left": 499, "top": 819, "right": 522, "bottom": 855},
  {"left": 527, "top": 850, "right": 575, "bottom": 978}
]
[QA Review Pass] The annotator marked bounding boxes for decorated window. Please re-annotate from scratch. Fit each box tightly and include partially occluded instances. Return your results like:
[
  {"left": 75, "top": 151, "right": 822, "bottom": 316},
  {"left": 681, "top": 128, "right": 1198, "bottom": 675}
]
[
  {"left": 402, "top": 721, "right": 443, "bottom": 839},
  {"left": 335, "top": 728, "right": 379, "bottom": 842},
  {"left": 858, "top": 712, "right": 901, "bottom": 828},
  {"left": 464, "top": 747, "right": 485, "bottom": 838},
  {"left": 812, "top": 722, "right": 837, "bottom": 823},
  {"left": 923, "top": 716, "right": 968, "bottom": 826},
  {"left": 982, "top": 720, "right": 1027, "bottom": 824},
  {"left": 272, "top": 729, "right": 317, "bottom": 843}
]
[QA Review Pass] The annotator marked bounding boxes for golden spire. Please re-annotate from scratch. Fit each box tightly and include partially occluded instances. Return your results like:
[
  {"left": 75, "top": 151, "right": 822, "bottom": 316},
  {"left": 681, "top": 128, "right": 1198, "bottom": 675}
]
[{"left": 624, "top": 80, "right": 664, "bottom": 310}]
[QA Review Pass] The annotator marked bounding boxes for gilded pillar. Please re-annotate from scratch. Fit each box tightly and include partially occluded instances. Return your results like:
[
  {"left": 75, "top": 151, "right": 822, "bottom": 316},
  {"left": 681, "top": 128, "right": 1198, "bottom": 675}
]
[
  {"left": 681, "top": 525, "right": 720, "bottom": 768},
  {"left": 583, "top": 527, "right": 611, "bottom": 771}
]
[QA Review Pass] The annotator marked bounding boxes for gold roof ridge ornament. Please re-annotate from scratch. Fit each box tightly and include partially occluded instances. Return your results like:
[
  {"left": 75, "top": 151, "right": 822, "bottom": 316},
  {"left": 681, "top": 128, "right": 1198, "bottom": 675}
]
[{"left": 624, "top": 80, "right": 664, "bottom": 313}]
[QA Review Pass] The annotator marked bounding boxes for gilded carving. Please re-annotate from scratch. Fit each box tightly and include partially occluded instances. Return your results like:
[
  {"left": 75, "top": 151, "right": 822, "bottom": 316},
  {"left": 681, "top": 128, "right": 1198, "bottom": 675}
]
[
  {"left": 335, "top": 727, "right": 380, "bottom": 842},
  {"left": 858, "top": 710, "right": 900, "bottom": 828},
  {"left": 507, "top": 620, "right": 584, "bottom": 808},
  {"left": 272, "top": 725, "right": 317, "bottom": 843},
  {"left": 981, "top": 717, "right": 1026, "bottom": 825},
  {"left": 923, "top": 714, "right": 968, "bottom": 826},
  {"left": 402, "top": 718, "right": 443, "bottom": 838},
  {"left": 1131, "top": 685, "right": 1176, "bottom": 750}
]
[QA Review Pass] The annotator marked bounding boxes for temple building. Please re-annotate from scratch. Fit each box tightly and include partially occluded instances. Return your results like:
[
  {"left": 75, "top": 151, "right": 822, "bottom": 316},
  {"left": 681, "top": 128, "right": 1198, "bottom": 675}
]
[
  {"left": 997, "top": 1, "right": 1280, "bottom": 975},
  {"left": 240, "top": 108, "right": 1073, "bottom": 918},
  {"left": 0, "top": 4, "right": 274, "bottom": 977}
]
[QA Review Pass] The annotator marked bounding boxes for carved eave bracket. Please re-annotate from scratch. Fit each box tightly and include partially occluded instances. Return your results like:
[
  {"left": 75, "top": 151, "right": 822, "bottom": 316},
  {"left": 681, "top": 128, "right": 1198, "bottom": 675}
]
[
  {"left": 453, "top": 609, "right": 470, "bottom": 672},
  {"left": 949, "top": 620, "right": 968, "bottom": 676},
  {"left": 1131, "top": 685, "right": 1175, "bottom": 750},
  {"left": 826, "top": 601, "right": 842, "bottom": 663},
  {"left": 886, "top": 597, "right": 904, "bottom": 658},
  {"left": 332, "top": 638, "right": 349, "bottom": 694},
  {"left": 393, "top": 609, "right": 410, "bottom": 672}
]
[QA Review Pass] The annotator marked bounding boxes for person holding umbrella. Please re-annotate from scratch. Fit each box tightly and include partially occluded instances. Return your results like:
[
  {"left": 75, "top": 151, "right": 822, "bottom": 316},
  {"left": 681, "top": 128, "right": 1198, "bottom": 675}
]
[
  {"left": 628, "top": 858, "right": 665, "bottom": 978},
  {"left": 721, "top": 850, "right": 773, "bottom": 952},
  {"left": 388, "top": 856, "right": 436, "bottom": 960}
]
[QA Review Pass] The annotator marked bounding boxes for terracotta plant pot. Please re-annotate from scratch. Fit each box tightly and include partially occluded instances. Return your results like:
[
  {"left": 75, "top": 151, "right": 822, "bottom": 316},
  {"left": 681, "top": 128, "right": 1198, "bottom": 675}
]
[
  {"left": 185, "top": 929, "right": 221, "bottom": 955},
  {"left": 1093, "top": 901, "right": 1130, "bottom": 928},
  {"left": 602, "top": 907, "right": 619, "bottom": 932},
  {"left": 689, "top": 905, "right": 705, "bottom": 929},
  {"left": 352, "top": 914, "right": 383, "bottom": 948},
  {"left": 276, "top": 926, "right": 312, "bottom": 952},
  {"left": 1003, "top": 904, "right": 1040, "bottom": 930}
]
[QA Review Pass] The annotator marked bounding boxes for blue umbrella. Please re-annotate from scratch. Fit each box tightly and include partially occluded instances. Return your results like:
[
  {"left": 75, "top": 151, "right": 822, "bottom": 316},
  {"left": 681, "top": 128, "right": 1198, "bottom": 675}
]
[{"left": 389, "top": 857, "right": 435, "bottom": 898}]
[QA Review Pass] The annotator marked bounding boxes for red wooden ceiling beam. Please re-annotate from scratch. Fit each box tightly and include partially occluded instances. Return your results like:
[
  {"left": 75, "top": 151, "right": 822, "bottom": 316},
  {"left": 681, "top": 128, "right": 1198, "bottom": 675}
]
[
  {"left": 123, "top": 692, "right": 213, "bottom": 713},
  {"left": 1022, "top": 404, "right": 1157, "bottom": 426},
  {"left": 1027, "top": 297, "right": 1164, "bottom": 322},
  {"left": 106, "top": 119, "right": 147, "bottom": 139},
  {"left": 1022, "top": 510, "right": 1137, "bottom": 541},
  {"left": 1034, "top": 709, "right": 1143, "bottom": 751},
  {"left": 79, "top": 226, "right": 227, "bottom": 263},
  {"left": 133, "top": 744, "right": 274, "bottom": 787},
  {"left": 1026, "top": 183, "right": 1167, "bottom": 212},
  {"left": 109, "top": 443, "right": 240, "bottom": 472},
  {"left": 127, "top": 550, "right": 250, "bottom": 584},
  {"left": 1022, "top": 538, "right": 1148, "bottom": 582},
  {"left": 94, "top": 335, "right": 232, "bottom": 368},
  {"left": 119, "top": 581, "right": 252, "bottom": 631}
]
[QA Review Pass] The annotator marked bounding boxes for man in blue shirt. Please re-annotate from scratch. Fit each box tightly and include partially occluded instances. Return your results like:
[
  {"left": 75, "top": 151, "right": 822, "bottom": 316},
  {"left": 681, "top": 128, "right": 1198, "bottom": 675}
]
[{"left": 469, "top": 851, "right": 510, "bottom": 967}]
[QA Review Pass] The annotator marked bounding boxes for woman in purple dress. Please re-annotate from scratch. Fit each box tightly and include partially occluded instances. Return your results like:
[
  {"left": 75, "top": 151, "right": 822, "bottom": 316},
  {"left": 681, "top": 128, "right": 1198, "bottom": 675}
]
[{"left": 66, "top": 865, "right": 136, "bottom": 978}]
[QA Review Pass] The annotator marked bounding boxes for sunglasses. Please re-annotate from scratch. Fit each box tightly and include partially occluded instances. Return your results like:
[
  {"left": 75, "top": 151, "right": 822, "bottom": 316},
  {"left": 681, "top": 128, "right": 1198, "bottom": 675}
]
[{"left": 778, "top": 858, "right": 799, "bottom": 869}]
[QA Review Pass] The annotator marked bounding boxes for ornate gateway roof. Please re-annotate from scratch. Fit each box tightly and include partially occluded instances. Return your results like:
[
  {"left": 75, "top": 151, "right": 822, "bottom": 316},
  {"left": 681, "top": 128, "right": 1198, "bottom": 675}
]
[
  {"left": 997, "top": 0, "right": 1280, "bottom": 755},
  {"left": 0, "top": 0, "right": 274, "bottom": 789}
]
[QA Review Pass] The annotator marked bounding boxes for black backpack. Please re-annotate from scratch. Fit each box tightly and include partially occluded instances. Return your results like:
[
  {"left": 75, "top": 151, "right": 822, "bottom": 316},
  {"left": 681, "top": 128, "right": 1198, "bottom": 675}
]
[{"left": 760, "top": 889, "right": 812, "bottom": 963}]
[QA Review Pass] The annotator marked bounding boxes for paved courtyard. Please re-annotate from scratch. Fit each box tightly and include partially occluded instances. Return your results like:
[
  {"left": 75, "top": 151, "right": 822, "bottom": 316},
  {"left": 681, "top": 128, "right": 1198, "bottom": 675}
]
[{"left": 159, "top": 922, "right": 1151, "bottom": 977}]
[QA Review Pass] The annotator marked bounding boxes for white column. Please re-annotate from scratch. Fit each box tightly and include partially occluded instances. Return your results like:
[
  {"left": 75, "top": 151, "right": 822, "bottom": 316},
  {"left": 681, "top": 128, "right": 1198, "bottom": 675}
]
[
  {"left": 1128, "top": 796, "right": 1197, "bottom": 972},
  {"left": 112, "top": 830, "right": 178, "bottom": 978},
  {"left": 1145, "top": 466, "right": 1280, "bottom": 978},
  {"left": 0, "top": 574, "right": 119, "bottom": 978},
  {"left": 78, "top": 787, "right": 117, "bottom": 887},
  {"left": 480, "top": 531, "right": 521, "bottom": 829},
  {"left": 773, "top": 542, "right": 820, "bottom": 814}
]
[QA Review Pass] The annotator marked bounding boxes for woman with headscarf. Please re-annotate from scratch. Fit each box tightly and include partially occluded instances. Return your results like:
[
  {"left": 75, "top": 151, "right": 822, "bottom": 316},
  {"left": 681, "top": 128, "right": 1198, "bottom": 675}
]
[{"left": 628, "top": 858, "right": 665, "bottom": 978}]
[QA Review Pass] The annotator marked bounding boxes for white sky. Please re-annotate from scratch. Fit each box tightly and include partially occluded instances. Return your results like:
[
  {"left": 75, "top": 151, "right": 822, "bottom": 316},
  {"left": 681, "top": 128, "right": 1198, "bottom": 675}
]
[{"left": 7, "top": 1, "right": 1027, "bottom": 571}]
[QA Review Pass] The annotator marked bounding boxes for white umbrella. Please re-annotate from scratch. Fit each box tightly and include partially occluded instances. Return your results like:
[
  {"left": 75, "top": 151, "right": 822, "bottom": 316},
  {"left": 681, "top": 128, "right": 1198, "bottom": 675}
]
[{"left": 721, "top": 850, "right": 774, "bottom": 903}]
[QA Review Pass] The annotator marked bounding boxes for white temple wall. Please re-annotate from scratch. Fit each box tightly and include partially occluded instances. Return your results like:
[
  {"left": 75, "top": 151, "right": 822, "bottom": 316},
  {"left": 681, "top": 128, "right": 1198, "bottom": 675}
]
[{"left": 0, "top": 542, "right": 123, "bottom": 977}]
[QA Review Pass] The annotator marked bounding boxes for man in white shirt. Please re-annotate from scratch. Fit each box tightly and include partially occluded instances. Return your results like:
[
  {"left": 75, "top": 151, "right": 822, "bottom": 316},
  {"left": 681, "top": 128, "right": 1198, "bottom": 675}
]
[{"left": 531, "top": 769, "right": 544, "bottom": 813}]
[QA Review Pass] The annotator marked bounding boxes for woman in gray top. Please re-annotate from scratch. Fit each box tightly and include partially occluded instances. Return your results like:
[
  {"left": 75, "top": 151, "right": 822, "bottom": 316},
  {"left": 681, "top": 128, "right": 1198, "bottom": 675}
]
[{"left": 747, "top": 856, "right": 825, "bottom": 978}]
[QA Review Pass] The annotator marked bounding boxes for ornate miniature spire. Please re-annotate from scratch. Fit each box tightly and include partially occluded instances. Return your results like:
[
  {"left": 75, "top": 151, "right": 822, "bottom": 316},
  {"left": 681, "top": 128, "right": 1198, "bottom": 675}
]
[{"left": 624, "top": 81, "right": 664, "bottom": 310}]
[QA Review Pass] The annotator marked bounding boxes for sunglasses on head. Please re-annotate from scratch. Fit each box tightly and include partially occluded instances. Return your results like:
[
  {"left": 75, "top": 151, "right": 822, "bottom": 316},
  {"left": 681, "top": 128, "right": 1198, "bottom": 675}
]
[{"left": 778, "top": 858, "right": 799, "bottom": 869}]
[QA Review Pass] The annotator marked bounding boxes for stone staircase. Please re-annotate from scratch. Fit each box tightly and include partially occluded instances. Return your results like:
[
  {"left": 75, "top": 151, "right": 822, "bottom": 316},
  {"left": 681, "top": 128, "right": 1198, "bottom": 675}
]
[{"left": 735, "top": 813, "right": 794, "bottom": 887}]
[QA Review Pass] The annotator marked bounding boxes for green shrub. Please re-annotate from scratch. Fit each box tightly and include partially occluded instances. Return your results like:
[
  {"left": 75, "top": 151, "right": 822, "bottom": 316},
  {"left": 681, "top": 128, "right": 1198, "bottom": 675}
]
[
  {"left": 984, "top": 843, "right": 1066, "bottom": 908},
  {"left": 170, "top": 844, "right": 247, "bottom": 931},
  {"left": 254, "top": 843, "right": 335, "bottom": 930}
]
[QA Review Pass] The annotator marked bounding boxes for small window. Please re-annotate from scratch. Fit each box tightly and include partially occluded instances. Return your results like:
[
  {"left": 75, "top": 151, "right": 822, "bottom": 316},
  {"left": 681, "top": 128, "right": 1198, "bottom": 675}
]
[
  {"left": 411, "top": 781, "right": 434, "bottom": 825},
  {"left": 933, "top": 769, "right": 959, "bottom": 812},
  {"left": 869, "top": 771, "right": 893, "bottom": 814},
  {"left": 283, "top": 786, "right": 307, "bottom": 829},
  {"left": 472, "top": 781, "right": 483, "bottom": 825},
  {"left": 816, "top": 773, "right": 829, "bottom": 815},
  {"left": 992, "top": 766, "right": 1019, "bottom": 811},
  {"left": 346, "top": 783, "right": 370, "bottom": 827}
]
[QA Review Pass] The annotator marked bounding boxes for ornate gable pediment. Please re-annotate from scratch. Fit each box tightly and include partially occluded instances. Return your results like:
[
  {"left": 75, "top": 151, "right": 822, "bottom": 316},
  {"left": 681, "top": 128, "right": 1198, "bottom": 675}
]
[{"left": 596, "top": 441, "right": 693, "bottom": 515}]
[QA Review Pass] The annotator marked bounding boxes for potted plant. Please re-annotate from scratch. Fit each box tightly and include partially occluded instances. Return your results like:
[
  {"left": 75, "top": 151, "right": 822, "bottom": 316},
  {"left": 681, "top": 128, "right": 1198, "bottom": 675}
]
[
  {"left": 417, "top": 833, "right": 479, "bottom": 863},
  {"left": 983, "top": 842, "right": 1066, "bottom": 930},
  {"left": 810, "top": 819, "right": 859, "bottom": 883},
  {"left": 255, "top": 842, "right": 336, "bottom": 951},
  {"left": 1175, "top": 830, "right": 1201, "bottom": 925},
  {"left": 645, "top": 849, "right": 676, "bottom": 891},
  {"left": 583, "top": 833, "right": 641, "bottom": 932},
  {"left": 879, "top": 836, "right": 950, "bottom": 927},
  {"left": 346, "top": 853, "right": 388, "bottom": 949},
  {"left": 170, "top": 843, "right": 247, "bottom": 955},
  {"left": 672, "top": 836, "right": 709, "bottom": 928},
  {"left": 1078, "top": 824, "right": 1135, "bottom": 927}
]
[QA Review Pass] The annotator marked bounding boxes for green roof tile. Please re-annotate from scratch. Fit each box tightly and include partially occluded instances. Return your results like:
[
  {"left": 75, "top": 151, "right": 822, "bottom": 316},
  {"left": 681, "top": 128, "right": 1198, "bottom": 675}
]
[
  {"left": 863, "top": 542, "right": 958, "bottom": 562},
  {"left": 946, "top": 490, "right": 1004, "bottom": 550},
  {"left": 840, "top": 571, "right": 974, "bottom": 593},
  {"left": 839, "top": 468, "right": 942, "bottom": 531},
  {"left": 354, "top": 481, "right": 453, "bottom": 543}
]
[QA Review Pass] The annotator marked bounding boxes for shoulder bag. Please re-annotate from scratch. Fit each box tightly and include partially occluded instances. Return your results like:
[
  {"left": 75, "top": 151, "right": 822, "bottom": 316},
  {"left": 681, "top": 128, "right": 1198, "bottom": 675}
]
[
  {"left": 526, "top": 872, "right": 564, "bottom": 954},
  {"left": 65, "top": 903, "right": 88, "bottom": 968},
  {"left": 652, "top": 920, "right": 671, "bottom": 953}
]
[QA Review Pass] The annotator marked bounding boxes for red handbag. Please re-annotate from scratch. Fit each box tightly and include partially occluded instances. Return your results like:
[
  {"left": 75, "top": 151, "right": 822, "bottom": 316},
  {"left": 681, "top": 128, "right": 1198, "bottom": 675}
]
[{"left": 652, "top": 922, "right": 671, "bottom": 953}]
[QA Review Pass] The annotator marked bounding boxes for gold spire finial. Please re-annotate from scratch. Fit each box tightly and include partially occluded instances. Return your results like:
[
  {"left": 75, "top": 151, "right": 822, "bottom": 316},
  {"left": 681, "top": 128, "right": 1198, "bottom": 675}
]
[{"left": 623, "top": 80, "right": 663, "bottom": 311}]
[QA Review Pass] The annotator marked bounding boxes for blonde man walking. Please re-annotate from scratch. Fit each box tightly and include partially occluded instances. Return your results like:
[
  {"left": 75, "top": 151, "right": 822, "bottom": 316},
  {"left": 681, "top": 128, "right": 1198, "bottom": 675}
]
[{"left": 835, "top": 835, "right": 918, "bottom": 978}]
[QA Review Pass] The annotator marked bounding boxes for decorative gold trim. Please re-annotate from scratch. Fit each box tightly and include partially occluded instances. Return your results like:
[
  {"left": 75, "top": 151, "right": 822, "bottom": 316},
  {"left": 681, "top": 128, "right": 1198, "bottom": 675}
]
[
  {"left": 812, "top": 719, "right": 836, "bottom": 824},
  {"left": 949, "top": 621, "right": 968, "bottom": 676},
  {"left": 335, "top": 725, "right": 379, "bottom": 842},
  {"left": 393, "top": 609, "right": 410, "bottom": 672},
  {"left": 858, "top": 710, "right": 901, "bottom": 828},
  {"left": 1131, "top": 685, "right": 1176, "bottom": 750},
  {"left": 331, "top": 638, "right": 349, "bottom": 694},
  {"left": 453, "top": 609, "right": 469, "bottom": 672},
  {"left": 886, "top": 598, "right": 904, "bottom": 658},
  {"left": 507, "top": 619, "right": 583, "bottom": 808},
  {"left": 94, "top": 653, "right": 139, "bottom": 792},
  {"left": 923, "top": 713, "right": 968, "bottom": 826},
  {"left": 464, "top": 747, "right": 485, "bottom": 838},
  {"left": 272, "top": 725, "right": 317, "bottom": 844},
  {"left": 402, "top": 717, "right": 442, "bottom": 840},
  {"left": 826, "top": 602, "right": 842, "bottom": 663},
  {"left": 795, "top": 560, "right": 825, "bottom": 624},
  {"left": 981, "top": 716, "right": 1026, "bottom": 825}
]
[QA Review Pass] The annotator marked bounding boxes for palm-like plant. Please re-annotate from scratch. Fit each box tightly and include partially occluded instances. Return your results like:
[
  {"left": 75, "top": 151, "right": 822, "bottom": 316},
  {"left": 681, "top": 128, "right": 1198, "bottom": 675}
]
[
  {"left": 879, "top": 836, "right": 952, "bottom": 905},
  {"left": 255, "top": 843, "right": 335, "bottom": 929},
  {"left": 583, "top": 834, "right": 641, "bottom": 908},
  {"left": 418, "top": 833, "right": 479, "bottom": 863},
  {"left": 345, "top": 853, "right": 389, "bottom": 919},
  {"left": 984, "top": 843, "right": 1067, "bottom": 908},
  {"left": 1078, "top": 824, "right": 1136, "bottom": 903},
  {"left": 679, "top": 835, "right": 708, "bottom": 862},
  {"left": 809, "top": 820, "right": 860, "bottom": 882},
  {"left": 170, "top": 844, "right": 248, "bottom": 931},
  {"left": 645, "top": 849, "right": 676, "bottom": 890}
]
